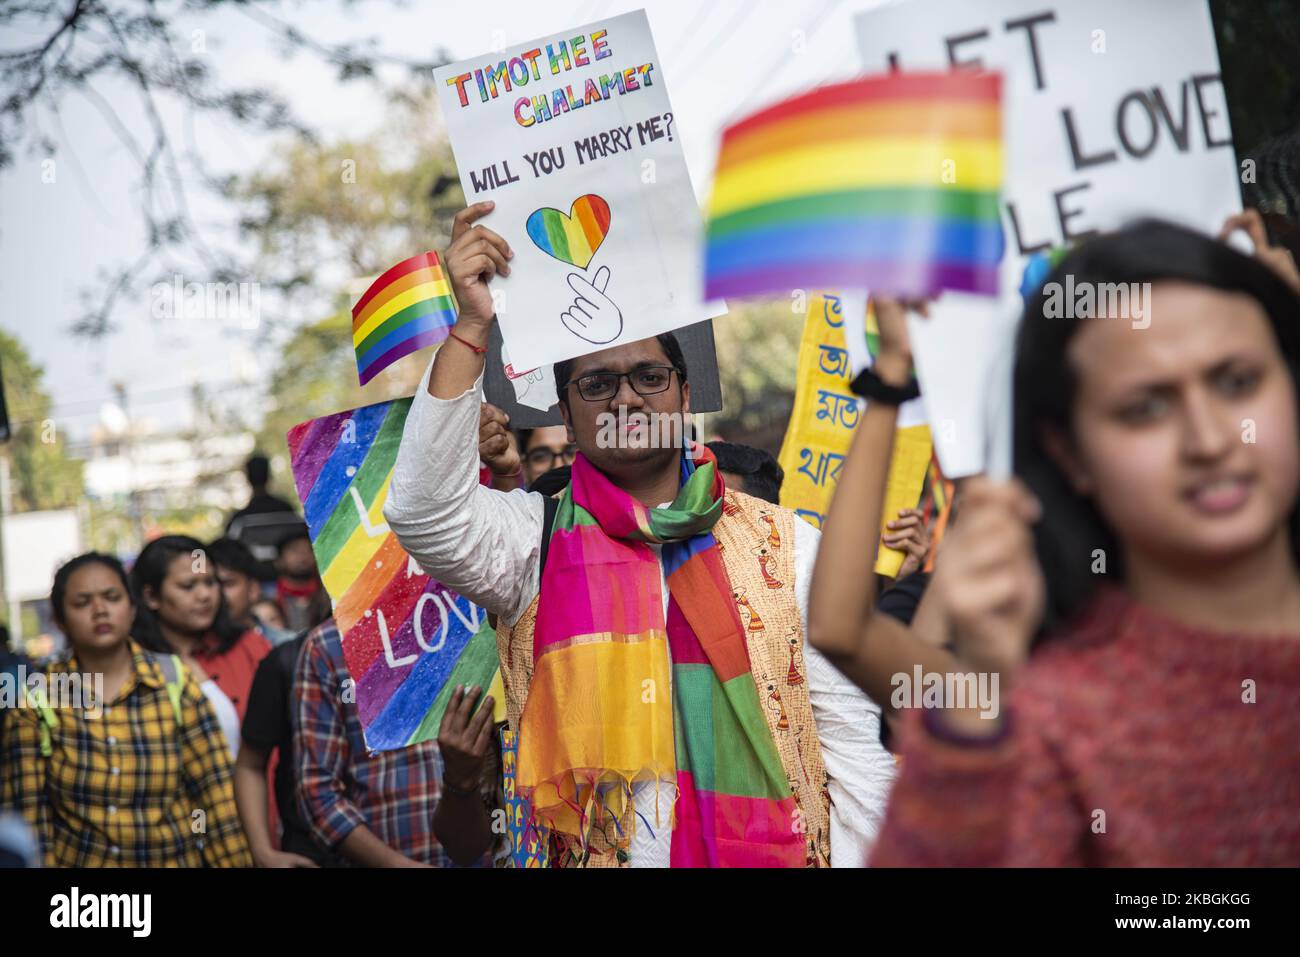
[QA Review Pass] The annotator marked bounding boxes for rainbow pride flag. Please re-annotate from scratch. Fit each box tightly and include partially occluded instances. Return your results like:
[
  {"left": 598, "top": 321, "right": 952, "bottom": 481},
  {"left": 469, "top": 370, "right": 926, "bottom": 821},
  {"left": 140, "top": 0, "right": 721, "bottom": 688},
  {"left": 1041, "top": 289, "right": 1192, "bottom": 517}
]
[
  {"left": 287, "top": 397, "right": 498, "bottom": 752},
  {"left": 705, "top": 72, "right": 1004, "bottom": 301},
  {"left": 352, "top": 251, "right": 457, "bottom": 386}
]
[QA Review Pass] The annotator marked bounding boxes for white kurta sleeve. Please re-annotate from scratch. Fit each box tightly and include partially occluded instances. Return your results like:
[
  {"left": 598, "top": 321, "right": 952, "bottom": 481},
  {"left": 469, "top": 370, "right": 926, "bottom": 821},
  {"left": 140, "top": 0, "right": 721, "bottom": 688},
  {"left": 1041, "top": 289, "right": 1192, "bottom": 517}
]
[
  {"left": 792, "top": 516, "right": 898, "bottom": 867},
  {"left": 382, "top": 355, "right": 543, "bottom": 624}
]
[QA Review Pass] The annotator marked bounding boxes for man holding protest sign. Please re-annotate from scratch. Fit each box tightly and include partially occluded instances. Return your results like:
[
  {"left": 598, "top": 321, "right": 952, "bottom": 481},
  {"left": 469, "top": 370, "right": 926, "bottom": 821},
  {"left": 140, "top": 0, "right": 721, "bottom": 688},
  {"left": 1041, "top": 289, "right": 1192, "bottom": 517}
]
[{"left": 383, "top": 200, "right": 896, "bottom": 868}]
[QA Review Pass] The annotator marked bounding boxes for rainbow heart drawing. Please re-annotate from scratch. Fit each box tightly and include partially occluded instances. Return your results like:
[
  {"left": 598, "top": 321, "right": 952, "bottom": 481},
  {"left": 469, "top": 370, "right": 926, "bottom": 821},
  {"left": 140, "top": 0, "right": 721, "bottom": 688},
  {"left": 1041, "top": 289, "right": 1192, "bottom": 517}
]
[{"left": 526, "top": 194, "right": 611, "bottom": 269}]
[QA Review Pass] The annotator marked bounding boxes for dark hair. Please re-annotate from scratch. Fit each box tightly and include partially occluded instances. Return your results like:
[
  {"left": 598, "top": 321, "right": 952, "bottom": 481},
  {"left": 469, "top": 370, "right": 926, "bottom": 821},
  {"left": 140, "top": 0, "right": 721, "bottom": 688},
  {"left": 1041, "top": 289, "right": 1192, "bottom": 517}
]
[
  {"left": 706, "top": 441, "right": 784, "bottom": 504},
  {"left": 206, "top": 537, "right": 259, "bottom": 579},
  {"left": 131, "top": 535, "right": 244, "bottom": 655},
  {"left": 552, "top": 331, "right": 688, "bottom": 404},
  {"left": 245, "top": 454, "right": 270, "bottom": 487},
  {"left": 274, "top": 524, "right": 312, "bottom": 554},
  {"left": 529, "top": 464, "right": 572, "bottom": 497},
  {"left": 1014, "top": 218, "right": 1300, "bottom": 634},
  {"left": 51, "top": 552, "right": 133, "bottom": 629}
]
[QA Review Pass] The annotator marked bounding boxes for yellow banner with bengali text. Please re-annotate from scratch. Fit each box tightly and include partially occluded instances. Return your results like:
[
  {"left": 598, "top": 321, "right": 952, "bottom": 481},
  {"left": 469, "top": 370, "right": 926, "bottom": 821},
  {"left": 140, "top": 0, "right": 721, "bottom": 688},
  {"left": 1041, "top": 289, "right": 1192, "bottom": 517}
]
[{"left": 778, "top": 294, "right": 932, "bottom": 577}]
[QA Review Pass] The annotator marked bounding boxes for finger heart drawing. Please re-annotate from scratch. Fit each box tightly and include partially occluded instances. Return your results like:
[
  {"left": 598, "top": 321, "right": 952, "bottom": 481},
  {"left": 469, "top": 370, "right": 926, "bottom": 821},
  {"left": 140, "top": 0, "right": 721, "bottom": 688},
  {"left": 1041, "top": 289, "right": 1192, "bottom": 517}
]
[
  {"left": 560, "top": 265, "right": 622, "bottom": 344},
  {"left": 527, "top": 193, "right": 623, "bottom": 345}
]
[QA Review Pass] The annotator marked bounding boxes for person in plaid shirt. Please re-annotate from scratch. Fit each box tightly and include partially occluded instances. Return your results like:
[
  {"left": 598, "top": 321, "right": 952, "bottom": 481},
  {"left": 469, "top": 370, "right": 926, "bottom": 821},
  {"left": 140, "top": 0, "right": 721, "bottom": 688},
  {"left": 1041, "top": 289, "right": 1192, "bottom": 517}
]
[
  {"left": 0, "top": 553, "right": 251, "bottom": 867},
  {"left": 293, "top": 618, "right": 497, "bottom": 867}
]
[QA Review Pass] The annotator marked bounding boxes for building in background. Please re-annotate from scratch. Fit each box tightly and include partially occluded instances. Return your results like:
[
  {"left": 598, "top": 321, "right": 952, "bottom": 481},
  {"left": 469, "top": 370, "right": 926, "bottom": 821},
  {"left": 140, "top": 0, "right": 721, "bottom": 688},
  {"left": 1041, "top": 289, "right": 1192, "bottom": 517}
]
[{"left": 78, "top": 409, "right": 254, "bottom": 551}]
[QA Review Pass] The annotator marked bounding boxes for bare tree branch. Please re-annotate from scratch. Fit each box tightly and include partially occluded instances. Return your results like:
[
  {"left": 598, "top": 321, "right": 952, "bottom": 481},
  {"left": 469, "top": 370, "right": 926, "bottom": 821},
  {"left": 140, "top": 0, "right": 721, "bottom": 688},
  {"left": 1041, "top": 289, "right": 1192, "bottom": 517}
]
[{"left": 0, "top": 0, "right": 449, "bottom": 339}]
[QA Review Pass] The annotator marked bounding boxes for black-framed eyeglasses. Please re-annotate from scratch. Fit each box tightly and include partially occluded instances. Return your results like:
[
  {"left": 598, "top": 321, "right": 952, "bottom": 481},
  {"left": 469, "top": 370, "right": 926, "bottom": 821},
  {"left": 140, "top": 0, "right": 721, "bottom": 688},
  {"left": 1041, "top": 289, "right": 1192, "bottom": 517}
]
[
  {"left": 525, "top": 444, "right": 578, "bottom": 469},
  {"left": 567, "top": 365, "right": 677, "bottom": 402}
]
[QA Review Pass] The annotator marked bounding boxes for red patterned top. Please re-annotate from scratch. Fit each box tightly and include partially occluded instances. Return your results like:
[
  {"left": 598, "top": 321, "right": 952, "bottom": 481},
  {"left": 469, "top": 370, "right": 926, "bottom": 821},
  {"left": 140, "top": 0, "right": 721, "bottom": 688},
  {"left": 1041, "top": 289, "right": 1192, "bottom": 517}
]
[
  {"left": 871, "top": 588, "right": 1300, "bottom": 866},
  {"left": 193, "top": 628, "right": 271, "bottom": 721}
]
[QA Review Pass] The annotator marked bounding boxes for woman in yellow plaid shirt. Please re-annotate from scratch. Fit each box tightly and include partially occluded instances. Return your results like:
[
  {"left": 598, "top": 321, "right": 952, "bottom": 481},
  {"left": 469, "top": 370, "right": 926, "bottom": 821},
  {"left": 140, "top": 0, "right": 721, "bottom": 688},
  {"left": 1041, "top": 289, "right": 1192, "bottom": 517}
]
[{"left": 0, "top": 553, "right": 251, "bottom": 867}]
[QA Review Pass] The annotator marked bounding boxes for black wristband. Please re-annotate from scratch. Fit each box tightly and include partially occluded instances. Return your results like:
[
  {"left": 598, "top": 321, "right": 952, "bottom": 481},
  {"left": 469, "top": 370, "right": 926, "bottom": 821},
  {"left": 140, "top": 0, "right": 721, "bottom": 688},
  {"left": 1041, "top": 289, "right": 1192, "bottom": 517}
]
[{"left": 848, "top": 366, "right": 921, "bottom": 406}]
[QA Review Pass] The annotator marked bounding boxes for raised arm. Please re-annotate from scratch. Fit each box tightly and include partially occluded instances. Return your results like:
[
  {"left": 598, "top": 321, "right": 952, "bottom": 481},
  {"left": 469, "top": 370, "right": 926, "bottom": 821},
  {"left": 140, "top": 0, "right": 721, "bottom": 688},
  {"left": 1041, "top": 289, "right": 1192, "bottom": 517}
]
[
  {"left": 806, "top": 299, "right": 961, "bottom": 700},
  {"left": 382, "top": 202, "right": 543, "bottom": 620},
  {"left": 806, "top": 298, "right": 911, "bottom": 658},
  {"left": 871, "top": 477, "right": 1061, "bottom": 866},
  {"left": 426, "top": 201, "right": 509, "bottom": 400}
]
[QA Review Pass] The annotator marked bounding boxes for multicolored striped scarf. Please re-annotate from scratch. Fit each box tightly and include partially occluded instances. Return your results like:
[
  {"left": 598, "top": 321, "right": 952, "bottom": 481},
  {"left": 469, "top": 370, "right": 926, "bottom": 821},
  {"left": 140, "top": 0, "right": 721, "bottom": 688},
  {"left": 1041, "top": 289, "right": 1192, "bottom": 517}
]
[{"left": 518, "top": 443, "right": 803, "bottom": 867}]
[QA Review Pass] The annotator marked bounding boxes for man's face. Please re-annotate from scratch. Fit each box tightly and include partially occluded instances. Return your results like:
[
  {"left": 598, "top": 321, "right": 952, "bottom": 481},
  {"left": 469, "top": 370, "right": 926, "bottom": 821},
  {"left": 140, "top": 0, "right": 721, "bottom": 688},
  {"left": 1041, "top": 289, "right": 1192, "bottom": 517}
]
[
  {"left": 523, "top": 425, "right": 575, "bottom": 484},
  {"left": 559, "top": 338, "right": 690, "bottom": 481},
  {"left": 277, "top": 538, "right": 318, "bottom": 581},
  {"left": 214, "top": 565, "right": 259, "bottom": 627}
]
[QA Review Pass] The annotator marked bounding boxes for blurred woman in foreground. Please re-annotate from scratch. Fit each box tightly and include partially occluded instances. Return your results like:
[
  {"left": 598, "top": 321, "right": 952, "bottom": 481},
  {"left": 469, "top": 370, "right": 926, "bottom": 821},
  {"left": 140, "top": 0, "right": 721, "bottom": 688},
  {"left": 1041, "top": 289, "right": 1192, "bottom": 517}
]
[{"left": 812, "top": 213, "right": 1300, "bottom": 865}]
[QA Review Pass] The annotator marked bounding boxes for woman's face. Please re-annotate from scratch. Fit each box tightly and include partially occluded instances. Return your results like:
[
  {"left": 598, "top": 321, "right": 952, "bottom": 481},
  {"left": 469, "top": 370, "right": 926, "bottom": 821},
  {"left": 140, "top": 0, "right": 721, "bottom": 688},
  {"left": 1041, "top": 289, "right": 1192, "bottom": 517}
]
[
  {"left": 1063, "top": 280, "right": 1299, "bottom": 568},
  {"left": 60, "top": 562, "right": 134, "bottom": 654},
  {"left": 147, "top": 553, "right": 220, "bottom": 636}
]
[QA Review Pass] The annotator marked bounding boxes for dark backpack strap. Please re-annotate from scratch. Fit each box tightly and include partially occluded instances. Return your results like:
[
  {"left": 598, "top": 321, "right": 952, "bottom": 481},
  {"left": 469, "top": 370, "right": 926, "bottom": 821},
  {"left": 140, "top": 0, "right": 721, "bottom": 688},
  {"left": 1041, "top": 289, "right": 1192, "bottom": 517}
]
[
  {"left": 538, "top": 494, "right": 560, "bottom": 579},
  {"left": 149, "top": 650, "right": 178, "bottom": 685}
]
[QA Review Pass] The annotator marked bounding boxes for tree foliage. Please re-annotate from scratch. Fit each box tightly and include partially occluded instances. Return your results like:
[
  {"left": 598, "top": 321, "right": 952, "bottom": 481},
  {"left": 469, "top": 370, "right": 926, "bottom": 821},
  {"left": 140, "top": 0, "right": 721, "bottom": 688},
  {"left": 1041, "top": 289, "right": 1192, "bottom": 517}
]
[
  {"left": 0, "top": 329, "right": 85, "bottom": 511},
  {"left": 708, "top": 300, "right": 801, "bottom": 455}
]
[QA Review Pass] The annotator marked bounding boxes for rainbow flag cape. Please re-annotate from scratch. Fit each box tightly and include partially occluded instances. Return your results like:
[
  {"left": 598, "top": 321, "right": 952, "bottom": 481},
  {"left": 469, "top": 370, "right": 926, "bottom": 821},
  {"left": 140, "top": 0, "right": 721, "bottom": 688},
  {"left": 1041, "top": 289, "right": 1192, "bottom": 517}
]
[
  {"left": 286, "top": 397, "right": 498, "bottom": 751},
  {"left": 705, "top": 71, "right": 1004, "bottom": 300},
  {"left": 352, "top": 251, "right": 457, "bottom": 386}
]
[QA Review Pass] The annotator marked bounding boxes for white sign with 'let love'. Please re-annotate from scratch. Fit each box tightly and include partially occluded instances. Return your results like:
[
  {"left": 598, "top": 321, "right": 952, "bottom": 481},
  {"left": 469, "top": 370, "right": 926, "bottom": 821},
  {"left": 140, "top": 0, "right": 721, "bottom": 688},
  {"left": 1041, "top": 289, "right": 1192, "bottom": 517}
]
[
  {"left": 855, "top": 0, "right": 1242, "bottom": 478},
  {"left": 434, "top": 9, "right": 710, "bottom": 371}
]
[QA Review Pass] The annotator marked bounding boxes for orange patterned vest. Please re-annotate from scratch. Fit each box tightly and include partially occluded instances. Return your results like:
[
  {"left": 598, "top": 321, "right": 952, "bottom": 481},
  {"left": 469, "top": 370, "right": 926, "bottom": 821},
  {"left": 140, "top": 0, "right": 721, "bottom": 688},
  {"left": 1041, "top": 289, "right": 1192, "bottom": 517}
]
[{"left": 495, "top": 488, "right": 832, "bottom": 868}]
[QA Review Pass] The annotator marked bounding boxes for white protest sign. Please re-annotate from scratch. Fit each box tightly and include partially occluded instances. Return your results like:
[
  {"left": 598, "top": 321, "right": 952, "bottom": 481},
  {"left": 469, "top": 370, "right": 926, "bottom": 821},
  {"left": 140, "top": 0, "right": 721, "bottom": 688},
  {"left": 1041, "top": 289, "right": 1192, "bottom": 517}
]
[
  {"left": 856, "top": 0, "right": 1242, "bottom": 477},
  {"left": 435, "top": 10, "right": 709, "bottom": 370}
]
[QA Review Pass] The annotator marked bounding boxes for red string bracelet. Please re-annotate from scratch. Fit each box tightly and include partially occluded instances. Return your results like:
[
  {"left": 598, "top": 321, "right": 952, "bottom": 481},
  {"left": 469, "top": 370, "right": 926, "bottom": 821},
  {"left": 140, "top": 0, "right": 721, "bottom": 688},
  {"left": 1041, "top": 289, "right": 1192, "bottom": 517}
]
[{"left": 447, "top": 330, "right": 487, "bottom": 354}]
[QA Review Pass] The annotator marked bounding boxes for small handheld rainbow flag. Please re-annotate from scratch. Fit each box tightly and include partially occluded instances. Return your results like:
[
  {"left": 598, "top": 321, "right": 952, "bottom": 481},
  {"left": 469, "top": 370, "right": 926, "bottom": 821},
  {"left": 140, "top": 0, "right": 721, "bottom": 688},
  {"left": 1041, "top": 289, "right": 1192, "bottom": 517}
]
[
  {"left": 705, "top": 71, "right": 1004, "bottom": 301},
  {"left": 352, "top": 251, "right": 457, "bottom": 386}
]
